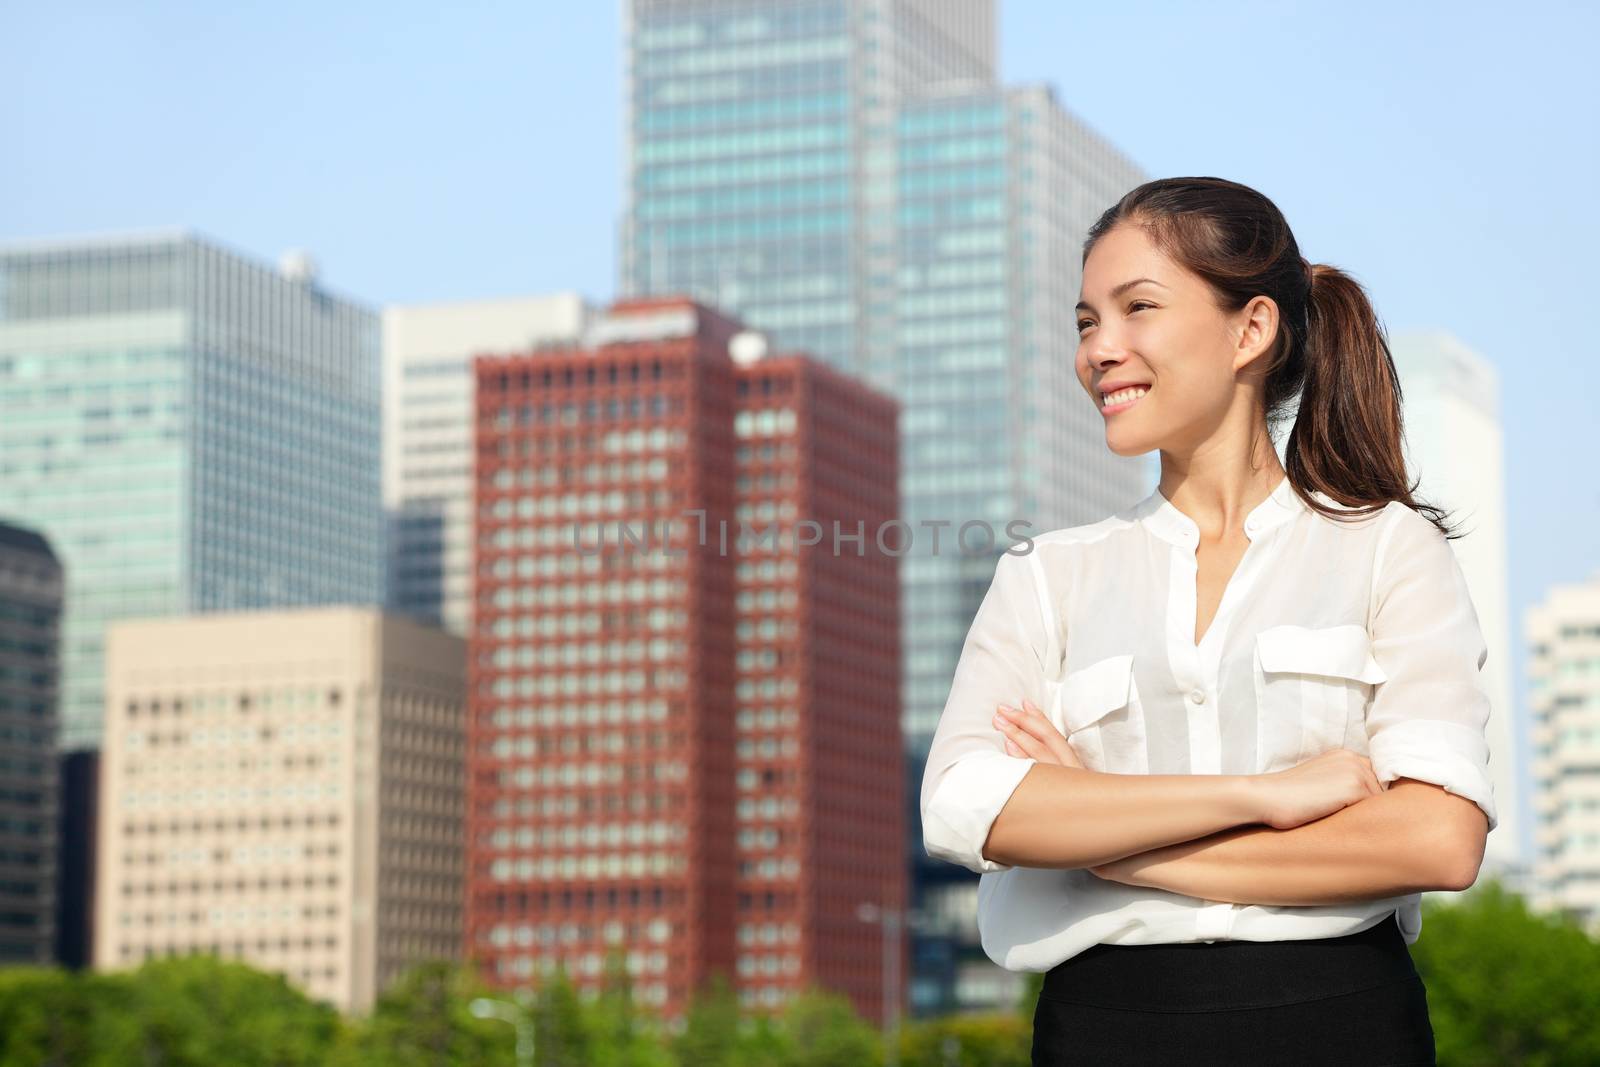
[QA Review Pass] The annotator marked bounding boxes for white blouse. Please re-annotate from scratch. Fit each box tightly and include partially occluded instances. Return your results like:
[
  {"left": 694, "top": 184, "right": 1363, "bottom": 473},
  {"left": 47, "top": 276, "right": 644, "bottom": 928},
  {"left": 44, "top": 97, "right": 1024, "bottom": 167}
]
[{"left": 920, "top": 474, "right": 1499, "bottom": 972}]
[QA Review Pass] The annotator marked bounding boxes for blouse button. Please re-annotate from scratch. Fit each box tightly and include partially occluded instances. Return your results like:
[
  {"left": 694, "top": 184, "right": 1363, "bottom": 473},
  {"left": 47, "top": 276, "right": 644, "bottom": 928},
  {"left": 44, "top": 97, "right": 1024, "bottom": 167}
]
[{"left": 1189, "top": 689, "right": 1206, "bottom": 704}]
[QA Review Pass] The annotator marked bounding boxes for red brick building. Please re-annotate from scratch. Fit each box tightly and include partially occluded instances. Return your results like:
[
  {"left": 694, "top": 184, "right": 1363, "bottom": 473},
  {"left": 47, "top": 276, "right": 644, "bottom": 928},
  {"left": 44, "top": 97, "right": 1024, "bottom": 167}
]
[{"left": 465, "top": 297, "right": 903, "bottom": 1023}]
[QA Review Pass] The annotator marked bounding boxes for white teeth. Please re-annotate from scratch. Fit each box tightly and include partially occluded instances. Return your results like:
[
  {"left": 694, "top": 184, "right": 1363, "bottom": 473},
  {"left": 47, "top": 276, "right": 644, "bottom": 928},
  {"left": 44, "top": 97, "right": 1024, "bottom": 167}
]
[{"left": 1102, "top": 386, "right": 1149, "bottom": 408}]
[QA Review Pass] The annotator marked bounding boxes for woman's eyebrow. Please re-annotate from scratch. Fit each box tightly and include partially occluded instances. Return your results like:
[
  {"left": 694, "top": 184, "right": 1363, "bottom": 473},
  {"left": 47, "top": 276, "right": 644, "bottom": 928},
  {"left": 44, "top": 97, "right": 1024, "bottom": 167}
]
[{"left": 1075, "top": 277, "right": 1169, "bottom": 313}]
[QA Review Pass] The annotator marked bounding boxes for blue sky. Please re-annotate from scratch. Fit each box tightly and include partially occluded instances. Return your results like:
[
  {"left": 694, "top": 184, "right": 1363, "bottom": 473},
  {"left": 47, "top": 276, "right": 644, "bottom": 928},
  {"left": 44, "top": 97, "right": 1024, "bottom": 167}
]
[{"left": 5, "top": 1, "right": 1596, "bottom": 838}]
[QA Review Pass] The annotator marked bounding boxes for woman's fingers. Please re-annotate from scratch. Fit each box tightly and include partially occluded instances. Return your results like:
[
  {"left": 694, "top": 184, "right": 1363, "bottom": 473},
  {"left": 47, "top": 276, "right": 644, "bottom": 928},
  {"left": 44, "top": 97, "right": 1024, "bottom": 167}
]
[
  {"left": 993, "top": 705, "right": 1045, "bottom": 761},
  {"left": 996, "top": 699, "right": 1082, "bottom": 769},
  {"left": 1020, "top": 699, "right": 1078, "bottom": 766}
]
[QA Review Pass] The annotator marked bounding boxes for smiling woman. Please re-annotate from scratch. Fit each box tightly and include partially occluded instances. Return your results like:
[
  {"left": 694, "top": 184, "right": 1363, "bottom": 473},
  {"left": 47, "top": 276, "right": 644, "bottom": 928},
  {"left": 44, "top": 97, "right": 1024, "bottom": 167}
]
[{"left": 920, "top": 176, "right": 1495, "bottom": 1066}]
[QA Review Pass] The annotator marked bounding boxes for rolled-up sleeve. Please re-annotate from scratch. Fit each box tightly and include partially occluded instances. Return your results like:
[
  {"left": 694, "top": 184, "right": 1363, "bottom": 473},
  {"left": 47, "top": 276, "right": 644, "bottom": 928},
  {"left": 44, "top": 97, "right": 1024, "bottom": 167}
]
[
  {"left": 920, "top": 546, "right": 1055, "bottom": 873},
  {"left": 1364, "top": 506, "right": 1498, "bottom": 832}
]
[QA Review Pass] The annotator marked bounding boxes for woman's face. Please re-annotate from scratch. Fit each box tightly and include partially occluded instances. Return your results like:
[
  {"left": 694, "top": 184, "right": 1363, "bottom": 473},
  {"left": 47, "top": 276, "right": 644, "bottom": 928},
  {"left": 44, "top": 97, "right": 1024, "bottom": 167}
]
[{"left": 1074, "top": 222, "right": 1277, "bottom": 459}]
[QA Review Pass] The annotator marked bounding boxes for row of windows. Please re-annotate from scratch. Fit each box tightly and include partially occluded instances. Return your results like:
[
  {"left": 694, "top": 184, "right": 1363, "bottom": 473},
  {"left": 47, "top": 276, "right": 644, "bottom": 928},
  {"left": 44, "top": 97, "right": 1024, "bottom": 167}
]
[
  {"left": 123, "top": 746, "right": 345, "bottom": 776},
  {"left": 491, "top": 954, "right": 671, "bottom": 1001},
  {"left": 485, "top": 730, "right": 677, "bottom": 759},
  {"left": 126, "top": 688, "right": 343, "bottom": 716},
  {"left": 736, "top": 952, "right": 802, "bottom": 977},
  {"left": 898, "top": 103, "right": 1006, "bottom": 137},
  {"left": 738, "top": 795, "right": 800, "bottom": 822},
  {"left": 491, "top": 457, "right": 673, "bottom": 489},
  {"left": 485, "top": 700, "right": 673, "bottom": 730},
  {"left": 476, "top": 884, "right": 678, "bottom": 914},
  {"left": 123, "top": 722, "right": 341, "bottom": 750},
  {"left": 487, "top": 852, "right": 687, "bottom": 881},
  {"left": 737, "top": 677, "right": 800, "bottom": 702},
  {"left": 741, "top": 986, "right": 795, "bottom": 1008},
  {"left": 489, "top": 605, "right": 687, "bottom": 638},
  {"left": 489, "top": 639, "right": 688, "bottom": 669},
  {"left": 481, "top": 821, "right": 682, "bottom": 850},
  {"left": 403, "top": 357, "right": 469, "bottom": 380},
  {"left": 482, "top": 797, "right": 676, "bottom": 830},
  {"left": 122, "top": 841, "right": 340, "bottom": 867},
  {"left": 650, "top": 211, "right": 852, "bottom": 249},
  {"left": 490, "top": 393, "right": 681, "bottom": 430},
  {"left": 492, "top": 761, "right": 686, "bottom": 789},
  {"left": 119, "top": 783, "right": 340, "bottom": 808},
  {"left": 483, "top": 359, "right": 674, "bottom": 393},
  {"left": 634, "top": 6, "right": 844, "bottom": 51},
  {"left": 737, "top": 922, "right": 801, "bottom": 946},
  {"left": 485, "top": 667, "right": 688, "bottom": 698},
  {"left": 124, "top": 813, "right": 341, "bottom": 836},
  {"left": 636, "top": 176, "right": 849, "bottom": 220},
  {"left": 736, "top": 737, "right": 799, "bottom": 761},
  {"left": 121, "top": 874, "right": 339, "bottom": 896},
  {"left": 488, "top": 582, "right": 690, "bottom": 610},
  {"left": 739, "top": 857, "right": 801, "bottom": 880},
  {"left": 636, "top": 36, "right": 849, "bottom": 80},
  {"left": 486, "top": 490, "right": 684, "bottom": 520},
  {"left": 1558, "top": 625, "right": 1600, "bottom": 639},
  {"left": 487, "top": 915, "right": 673, "bottom": 948}
]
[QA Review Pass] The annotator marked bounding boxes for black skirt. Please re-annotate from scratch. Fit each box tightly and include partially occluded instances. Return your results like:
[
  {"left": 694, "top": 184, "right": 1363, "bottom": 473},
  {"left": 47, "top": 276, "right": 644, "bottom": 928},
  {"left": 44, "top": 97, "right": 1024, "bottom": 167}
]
[{"left": 1031, "top": 912, "right": 1435, "bottom": 1066}]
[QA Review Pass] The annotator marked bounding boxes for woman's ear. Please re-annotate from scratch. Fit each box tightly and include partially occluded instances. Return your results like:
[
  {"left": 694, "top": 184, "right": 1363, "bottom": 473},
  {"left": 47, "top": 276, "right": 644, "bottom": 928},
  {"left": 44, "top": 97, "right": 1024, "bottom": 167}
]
[{"left": 1231, "top": 295, "right": 1280, "bottom": 375}]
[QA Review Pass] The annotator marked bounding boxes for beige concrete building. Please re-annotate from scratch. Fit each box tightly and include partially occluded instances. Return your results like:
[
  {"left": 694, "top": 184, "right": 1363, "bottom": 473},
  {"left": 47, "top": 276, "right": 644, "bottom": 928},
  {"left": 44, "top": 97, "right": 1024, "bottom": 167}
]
[{"left": 94, "top": 606, "right": 466, "bottom": 1012}]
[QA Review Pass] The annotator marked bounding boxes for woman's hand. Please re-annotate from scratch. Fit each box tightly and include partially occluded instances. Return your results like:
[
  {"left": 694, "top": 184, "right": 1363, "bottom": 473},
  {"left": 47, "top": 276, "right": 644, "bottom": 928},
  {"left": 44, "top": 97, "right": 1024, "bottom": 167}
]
[
  {"left": 1254, "top": 748, "right": 1382, "bottom": 829},
  {"left": 992, "top": 699, "right": 1084, "bottom": 770}
]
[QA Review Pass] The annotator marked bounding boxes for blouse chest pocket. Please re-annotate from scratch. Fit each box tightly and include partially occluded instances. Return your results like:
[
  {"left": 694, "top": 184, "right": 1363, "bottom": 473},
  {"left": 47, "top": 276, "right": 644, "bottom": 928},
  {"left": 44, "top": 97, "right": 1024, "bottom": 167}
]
[
  {"left": 1045, "top": 654, "right": 1150, "bottom": 774},
  {"left": 1253, "top": 624, "right": 1387, "bottom": 772}
]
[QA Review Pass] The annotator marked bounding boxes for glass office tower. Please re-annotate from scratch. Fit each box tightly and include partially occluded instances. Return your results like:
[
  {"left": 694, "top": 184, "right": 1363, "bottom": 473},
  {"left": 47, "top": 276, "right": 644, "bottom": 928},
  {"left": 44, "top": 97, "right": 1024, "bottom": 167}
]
[
  {"left": 621, "top": 0, "right": 995, "bottom": 376},
  {"left": 0, "top": 231, "right": 381, "bottom": 750}
]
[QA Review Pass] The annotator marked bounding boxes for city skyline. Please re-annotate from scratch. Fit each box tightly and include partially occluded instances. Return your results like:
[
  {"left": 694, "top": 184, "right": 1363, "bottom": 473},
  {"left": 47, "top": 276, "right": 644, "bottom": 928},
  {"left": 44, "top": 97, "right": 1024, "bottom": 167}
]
[{"left": 4, "top": 4, "right": 1590, "bottom": 729}]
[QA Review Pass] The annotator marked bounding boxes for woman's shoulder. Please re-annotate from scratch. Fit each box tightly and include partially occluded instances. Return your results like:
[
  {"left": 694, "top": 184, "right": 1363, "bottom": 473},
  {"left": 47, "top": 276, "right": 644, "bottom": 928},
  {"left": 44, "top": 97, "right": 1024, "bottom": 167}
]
[{"left": 1301, "top": 489, "right": 1407, "bottom": 535}]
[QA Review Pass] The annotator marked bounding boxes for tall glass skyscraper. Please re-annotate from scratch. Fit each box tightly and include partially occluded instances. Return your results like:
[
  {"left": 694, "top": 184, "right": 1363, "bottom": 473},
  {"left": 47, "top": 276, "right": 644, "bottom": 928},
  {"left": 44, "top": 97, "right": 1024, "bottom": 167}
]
[
  {"left": 621, "top": 0, "right": 1151, "bottom": 1016},
  {"left": 0, "top": 231, "right": 381, "bottom": 750}
]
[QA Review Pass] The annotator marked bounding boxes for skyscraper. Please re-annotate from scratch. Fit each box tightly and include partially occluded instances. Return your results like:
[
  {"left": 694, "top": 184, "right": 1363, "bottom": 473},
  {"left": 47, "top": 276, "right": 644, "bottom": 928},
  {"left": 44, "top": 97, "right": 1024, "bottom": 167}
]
[
  {"left": 464, "top": 298, "right": 904, "bottom": 1022},
  {"left": 0, "top": 231, "right": 382, "bottom": 751},
  {"left": 1526, "top": 574, "right": 1600, "bottom": 934},
  {"left": 0, "top": 521, "right": 63, "bottom": 963}
]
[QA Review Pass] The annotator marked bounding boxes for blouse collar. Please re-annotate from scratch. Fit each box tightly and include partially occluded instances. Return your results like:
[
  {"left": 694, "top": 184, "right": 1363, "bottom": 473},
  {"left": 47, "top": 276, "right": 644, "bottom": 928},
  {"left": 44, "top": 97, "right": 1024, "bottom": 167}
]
[{"left": 1134, "top": 474, "right": 1306, "bottom": 548}]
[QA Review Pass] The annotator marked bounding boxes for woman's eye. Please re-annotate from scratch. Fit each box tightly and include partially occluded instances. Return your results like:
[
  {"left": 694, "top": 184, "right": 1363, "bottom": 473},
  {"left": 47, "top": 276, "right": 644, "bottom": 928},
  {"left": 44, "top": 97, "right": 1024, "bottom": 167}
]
[{"left": 1075, "top": 303, "right": 1153, "bottom": 334}]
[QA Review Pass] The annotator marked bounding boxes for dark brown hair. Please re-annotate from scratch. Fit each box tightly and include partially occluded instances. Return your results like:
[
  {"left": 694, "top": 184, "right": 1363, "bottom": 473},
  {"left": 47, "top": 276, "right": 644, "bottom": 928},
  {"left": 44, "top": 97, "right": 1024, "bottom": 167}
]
[{"left": 1083, "top": 176, "right": 1461, "bottom": 540}]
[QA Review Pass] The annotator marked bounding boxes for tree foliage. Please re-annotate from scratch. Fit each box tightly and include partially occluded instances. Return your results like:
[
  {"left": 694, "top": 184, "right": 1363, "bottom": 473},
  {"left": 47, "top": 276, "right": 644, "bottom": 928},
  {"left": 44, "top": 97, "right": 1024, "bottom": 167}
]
[{"left": 2, "top": 883, "right": 1593, "bottom": 1066}]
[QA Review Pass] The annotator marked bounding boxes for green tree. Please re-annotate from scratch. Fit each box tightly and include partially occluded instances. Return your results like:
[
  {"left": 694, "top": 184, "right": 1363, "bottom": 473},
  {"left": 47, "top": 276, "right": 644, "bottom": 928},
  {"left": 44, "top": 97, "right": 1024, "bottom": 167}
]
[
  {"left": 900, "top": 1012, "right": 1032, "bottom": 1067},
  {"left": 670, "top": 970, "right": 744, "bottom": 1067},
  {"left": 531, "top": 963, "right": 592, "bottom": 1067},
  {"left": 328, "top": 960, "right": 509, "bottom": 1067},
  {"left": 93, "top": 954, "right": 340, "bottom": 1066},
  {"left": 0, "top": 966, "right": 99, "bottom": 1067},
  {"left": 586, "top": 947, "right": 674, "bottom": 1067},
  {"left": 774, "top": 984, "right": 883, "bottom": 1067},
  {"left": 1412, "top": 877, "right": 1600, "bottom": 1066}
]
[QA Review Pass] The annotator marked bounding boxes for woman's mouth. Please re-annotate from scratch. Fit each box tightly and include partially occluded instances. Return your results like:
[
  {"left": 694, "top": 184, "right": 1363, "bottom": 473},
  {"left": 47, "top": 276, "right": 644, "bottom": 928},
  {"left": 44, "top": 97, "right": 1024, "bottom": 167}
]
[{"left": 1100, "top": 385, "right": 1150, "bottom": 416}]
